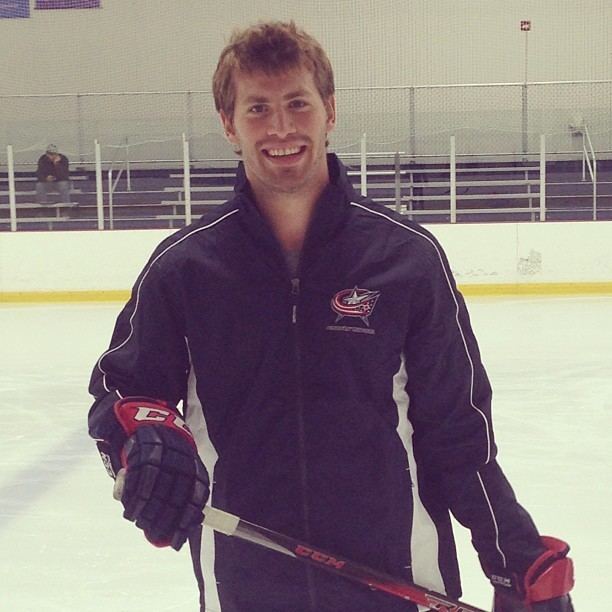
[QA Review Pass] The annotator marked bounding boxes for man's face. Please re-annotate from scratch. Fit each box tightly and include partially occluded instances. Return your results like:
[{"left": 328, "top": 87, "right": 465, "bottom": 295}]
[{"left": 220, "top": 64, "right": 336, "bottom": 201}]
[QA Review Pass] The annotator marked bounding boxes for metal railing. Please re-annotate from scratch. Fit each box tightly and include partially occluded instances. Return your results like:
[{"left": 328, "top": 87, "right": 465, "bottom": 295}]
[
  {"left": 581, "top": 126, "right": 598, "bottom": 220},
  {"left": 1, "top": 133, "right": 609, "bottom": 231},
  {"left": 107, "top": 161, "right": 125, "bottom": 231}
]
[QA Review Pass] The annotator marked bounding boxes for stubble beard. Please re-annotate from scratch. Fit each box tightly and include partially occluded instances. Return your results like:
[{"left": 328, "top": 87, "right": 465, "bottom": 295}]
[{"left": 251, "top": 134, "right": 329, "bottom": 198}]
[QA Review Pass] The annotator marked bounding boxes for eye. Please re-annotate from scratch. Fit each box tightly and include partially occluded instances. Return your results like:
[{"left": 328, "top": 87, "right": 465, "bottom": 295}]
[
  {"left": 289, "top": 99, "right": 308, "bottom": 109},
  {"left": 248, "top": 104, "right": 267, "bottom": 114}
]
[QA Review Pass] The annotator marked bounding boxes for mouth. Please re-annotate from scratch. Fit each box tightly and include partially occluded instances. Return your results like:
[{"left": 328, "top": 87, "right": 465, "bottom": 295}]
[{"left": 262, "top": 145, "right": 307, "bottom": 161}]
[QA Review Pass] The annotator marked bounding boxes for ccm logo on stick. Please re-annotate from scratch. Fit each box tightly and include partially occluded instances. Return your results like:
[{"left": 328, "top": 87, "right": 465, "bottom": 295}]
[
  {"left": 294, "top": 545, "right": 346, "bottom": 569},
  {"left": 425, "top": 595, "right": 470, "bottom": 612}
]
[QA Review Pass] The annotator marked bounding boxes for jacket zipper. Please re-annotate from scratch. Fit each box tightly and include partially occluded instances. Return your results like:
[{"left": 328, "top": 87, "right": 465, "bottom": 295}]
[
  {"left": 291, "top": 277, "right": 300, "bottom": 324},
  {"left": 290, "top": 277, "right": 317, "bottom": 610}
]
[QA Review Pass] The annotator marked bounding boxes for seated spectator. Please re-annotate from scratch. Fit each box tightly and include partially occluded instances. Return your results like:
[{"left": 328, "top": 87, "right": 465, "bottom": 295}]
[{"left": 36, "top": 144, "right": 72, "bottom": 205}]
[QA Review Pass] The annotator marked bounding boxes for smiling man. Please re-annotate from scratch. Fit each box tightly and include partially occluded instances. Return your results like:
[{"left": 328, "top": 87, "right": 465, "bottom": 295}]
[
  {"left": 88, "top": 21, "right": 574, "bottom": 612},
  {"left": 219, "top": 65, "right": 335, "bottom": 262},
  {"left": 221, "top": 70, "right": 334, "bottom": 197}
]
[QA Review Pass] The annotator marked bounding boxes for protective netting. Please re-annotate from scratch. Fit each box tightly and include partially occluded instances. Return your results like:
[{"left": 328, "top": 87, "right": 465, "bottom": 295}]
[{"left": 3, "top": 82, "right": 611, "bottom": 167}]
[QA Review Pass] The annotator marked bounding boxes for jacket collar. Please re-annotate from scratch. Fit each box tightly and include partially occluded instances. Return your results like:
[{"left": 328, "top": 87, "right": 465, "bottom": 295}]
[{"left": 232, "top": 153, "right": 359, "bottom": 268}]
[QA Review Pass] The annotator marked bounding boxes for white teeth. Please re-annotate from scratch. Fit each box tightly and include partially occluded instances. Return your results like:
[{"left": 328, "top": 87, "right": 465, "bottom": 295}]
[{"left": 267, "top": 147, "right": 301, "bottom": 157}]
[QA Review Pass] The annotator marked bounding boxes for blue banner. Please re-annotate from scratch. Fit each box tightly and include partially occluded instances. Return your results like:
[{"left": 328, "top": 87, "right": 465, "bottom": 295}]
[
  {"left": 0, "top": 0, "right": 30, "bottom": 18},
  {"left": 35, "top": 0, "right": 100, "bottom": 8}
]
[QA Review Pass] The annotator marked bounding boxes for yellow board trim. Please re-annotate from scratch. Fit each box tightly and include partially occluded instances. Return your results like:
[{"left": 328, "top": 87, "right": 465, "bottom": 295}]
[
  {"left": 459, "top": 282, "right": 612, "bottom": 296},
  {"left": 1, "top": 282, "right": 612, "bottom": 304},
  {"left": 0, "top": 290, "right": 130, "bottom": 304}
]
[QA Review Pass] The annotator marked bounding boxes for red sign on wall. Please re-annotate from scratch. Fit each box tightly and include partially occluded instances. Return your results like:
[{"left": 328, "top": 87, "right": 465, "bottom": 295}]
[{"left": 520, "top": 20, "right": 531, "bottom": 31}]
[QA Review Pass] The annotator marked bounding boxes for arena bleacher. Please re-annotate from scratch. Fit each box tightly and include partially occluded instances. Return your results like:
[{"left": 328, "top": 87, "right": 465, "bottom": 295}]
[{"left": 2, "top": 155, "right": 611, "bottom": 231}]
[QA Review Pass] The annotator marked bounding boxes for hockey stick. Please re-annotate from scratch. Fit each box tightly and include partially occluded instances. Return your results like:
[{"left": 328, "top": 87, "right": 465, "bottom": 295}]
[{"left": 203, "top": 506, "right": 488, "bottom": 612}]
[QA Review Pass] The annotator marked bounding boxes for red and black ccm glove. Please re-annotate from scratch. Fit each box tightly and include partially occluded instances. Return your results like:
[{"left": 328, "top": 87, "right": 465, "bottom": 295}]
[
  {"left": 98, "top": 397, "right": 209, "bottom": 551},
  {"left": 490, "top": 537, "right": 575, "bottom": 612}
]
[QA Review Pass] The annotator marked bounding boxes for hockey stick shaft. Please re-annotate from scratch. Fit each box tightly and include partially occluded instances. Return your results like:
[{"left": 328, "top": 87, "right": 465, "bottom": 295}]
[{"left": 203, "top": 506, "right": 487, "bottom": 612}]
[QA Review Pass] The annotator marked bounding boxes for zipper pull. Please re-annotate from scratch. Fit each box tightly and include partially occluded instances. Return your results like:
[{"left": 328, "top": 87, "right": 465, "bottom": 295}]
[{"left": 291, "top": 278, "right": 300, "bottom": 324}]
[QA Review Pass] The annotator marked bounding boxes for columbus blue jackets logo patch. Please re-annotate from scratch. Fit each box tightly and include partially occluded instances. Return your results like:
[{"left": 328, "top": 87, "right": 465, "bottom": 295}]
[{"left": 330, "top": 287, "right": 381, "bottom": 327}]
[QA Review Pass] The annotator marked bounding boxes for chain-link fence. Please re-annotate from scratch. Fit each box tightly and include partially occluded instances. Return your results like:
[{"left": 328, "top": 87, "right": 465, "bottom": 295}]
[{"left": 2, "top": 80, "right": 612, "bottom": 167}]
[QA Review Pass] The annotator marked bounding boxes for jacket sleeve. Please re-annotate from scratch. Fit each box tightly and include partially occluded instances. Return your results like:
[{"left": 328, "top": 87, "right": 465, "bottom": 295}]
[
  {"left": 36, "top": 156, "right": 47, "bottom": 181},
  {"left": 403, "top": 234, "right": 544, "bottom": 577},
  {"left": 88, "top": 248, "right": 190, "bottom": 444},
  {"left": 56, "top": 155, "right": 70, "bottom": 181}
]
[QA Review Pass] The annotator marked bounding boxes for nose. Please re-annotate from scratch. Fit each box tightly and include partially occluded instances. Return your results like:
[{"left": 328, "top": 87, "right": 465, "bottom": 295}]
[{"left": 267, "top": 107, "right": 296, "bottom": 139}]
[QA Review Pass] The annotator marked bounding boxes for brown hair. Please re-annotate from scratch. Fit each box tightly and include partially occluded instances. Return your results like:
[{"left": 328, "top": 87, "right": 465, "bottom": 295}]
[{"left": 213, "top": 21, "right": 335, "bottom": 118}]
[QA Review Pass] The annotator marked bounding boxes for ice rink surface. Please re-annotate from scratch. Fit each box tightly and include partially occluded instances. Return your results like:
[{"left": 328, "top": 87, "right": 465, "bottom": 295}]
[{"left": 1, "top": 295, "right": 610, "bottom": 611}]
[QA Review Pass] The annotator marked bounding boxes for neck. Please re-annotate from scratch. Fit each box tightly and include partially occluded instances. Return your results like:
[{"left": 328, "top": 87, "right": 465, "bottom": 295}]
[
  {"left": 255, "top": 189, "right": 320, "bottom": 253},
  {"left": 250, "top": 159, "right": 331, "bottom": 252}
]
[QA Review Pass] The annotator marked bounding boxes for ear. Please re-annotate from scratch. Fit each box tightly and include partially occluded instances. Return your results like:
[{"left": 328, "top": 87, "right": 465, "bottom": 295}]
[
  {"left": 325, "top": 95, "right": 336, "bottom": 133},
  {"left": 220, "top": 111, "right": 239, "bottom": 146}
]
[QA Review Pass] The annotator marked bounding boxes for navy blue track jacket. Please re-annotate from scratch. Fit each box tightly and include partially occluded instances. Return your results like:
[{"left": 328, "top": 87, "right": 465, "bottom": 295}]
[{"left": 89, "top": 154, "right": 544, "bottom": 611}]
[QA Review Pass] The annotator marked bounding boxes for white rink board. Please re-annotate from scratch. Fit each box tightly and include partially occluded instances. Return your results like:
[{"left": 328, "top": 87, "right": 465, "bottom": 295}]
[{"left": 1, "top": 221, "right": 611, "bottom": 294}]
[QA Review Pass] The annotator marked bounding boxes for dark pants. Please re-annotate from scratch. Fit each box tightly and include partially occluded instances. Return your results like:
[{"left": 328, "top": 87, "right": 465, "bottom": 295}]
[
  {"left": 210, "top": 538, "right": 418, "bottom": 612},
  {"left": 36, "top": 180, "right": 71, "bottom": 204}
]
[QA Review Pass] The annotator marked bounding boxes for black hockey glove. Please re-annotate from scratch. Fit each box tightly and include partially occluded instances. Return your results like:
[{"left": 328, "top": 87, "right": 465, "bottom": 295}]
[
  {"left": 98, "top": 396, "right": 210, "bottom": 551},
  {"left": 490, "top": 537, "right": 574, "bottom": 612}
]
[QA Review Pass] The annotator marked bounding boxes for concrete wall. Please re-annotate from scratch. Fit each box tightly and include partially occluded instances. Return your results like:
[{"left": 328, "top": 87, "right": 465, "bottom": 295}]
[
  {"left": 1, "top": 221, "right": 611, "bottom": 301},
  {"left": 2, "top": 0, "right": 611, "bottom": 95}
]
